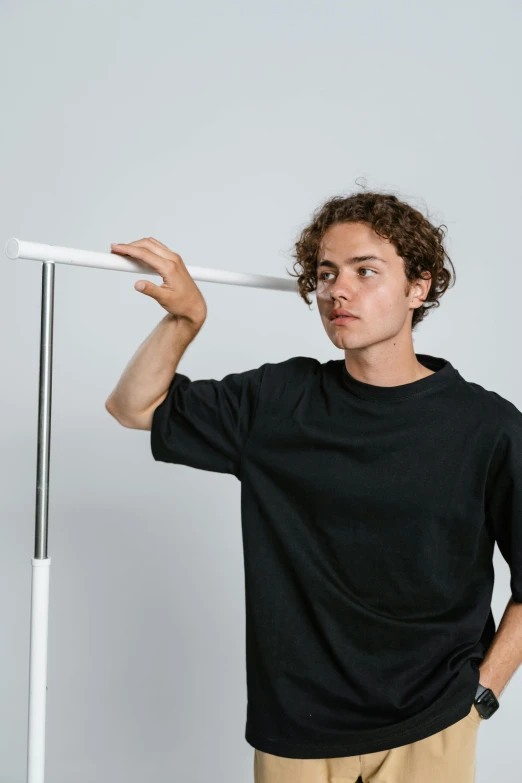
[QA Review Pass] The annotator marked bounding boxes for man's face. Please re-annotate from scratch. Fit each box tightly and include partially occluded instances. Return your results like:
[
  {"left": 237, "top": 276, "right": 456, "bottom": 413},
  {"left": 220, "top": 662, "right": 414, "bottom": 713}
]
[{"left": 315, "top": 222, "right": 430, "bottom": 351}]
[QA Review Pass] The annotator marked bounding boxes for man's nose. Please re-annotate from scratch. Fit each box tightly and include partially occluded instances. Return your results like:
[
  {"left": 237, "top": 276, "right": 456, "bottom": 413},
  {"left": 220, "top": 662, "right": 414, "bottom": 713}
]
[{"left": 330, "top": 274, "right": 356, "bottom": 300}]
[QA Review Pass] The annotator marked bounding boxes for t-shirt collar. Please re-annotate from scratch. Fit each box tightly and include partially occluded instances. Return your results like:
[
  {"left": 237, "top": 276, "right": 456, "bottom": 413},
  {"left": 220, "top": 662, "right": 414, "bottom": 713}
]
[{"left": 340, "top": 353, "right": 459, "bottom": 401}]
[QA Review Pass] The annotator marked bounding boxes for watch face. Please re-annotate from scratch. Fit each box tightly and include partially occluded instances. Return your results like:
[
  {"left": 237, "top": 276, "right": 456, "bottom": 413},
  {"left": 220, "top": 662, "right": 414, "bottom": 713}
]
[{"left": 477, "top": 688, "right": 499, "bottom": 717}]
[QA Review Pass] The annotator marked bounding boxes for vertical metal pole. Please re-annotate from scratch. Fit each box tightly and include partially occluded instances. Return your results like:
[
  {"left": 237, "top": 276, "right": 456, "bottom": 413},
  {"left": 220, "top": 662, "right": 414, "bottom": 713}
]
[
  {"left": 35, "top": 262, "right": 54, "bottom": 560},
  {"left": 27, "top": 261, "right": 55, "bottom": 783}
]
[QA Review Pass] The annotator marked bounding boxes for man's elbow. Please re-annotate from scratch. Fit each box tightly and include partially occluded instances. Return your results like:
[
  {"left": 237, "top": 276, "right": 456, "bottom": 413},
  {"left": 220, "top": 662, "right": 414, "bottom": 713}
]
[
  {"left": 105, "top": 397, "right": 158, "bottom": 431},
  {"left": 105, "top": 398, "right": 129, "bottom": 426}
]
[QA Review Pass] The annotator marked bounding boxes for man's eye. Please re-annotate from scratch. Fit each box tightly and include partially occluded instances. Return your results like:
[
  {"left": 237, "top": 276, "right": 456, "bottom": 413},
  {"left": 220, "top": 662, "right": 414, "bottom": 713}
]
[{"left": 318, "top": 269, "right": 376, "bottom": 280}]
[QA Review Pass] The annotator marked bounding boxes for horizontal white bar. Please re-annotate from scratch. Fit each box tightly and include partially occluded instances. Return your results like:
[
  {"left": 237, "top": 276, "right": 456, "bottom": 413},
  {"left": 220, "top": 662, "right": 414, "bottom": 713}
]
[{"left": 5, "top": 238, "right": 297, "bottom": 292}]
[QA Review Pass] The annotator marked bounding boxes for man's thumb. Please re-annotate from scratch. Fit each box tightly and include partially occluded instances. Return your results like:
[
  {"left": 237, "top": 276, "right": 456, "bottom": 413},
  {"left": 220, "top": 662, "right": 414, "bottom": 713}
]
[
  {"left": 135, "top": 279, "right": 169, "bottom": 308},
  {"left": 135, "top": 280, "right": 159, "bottom": 296}
]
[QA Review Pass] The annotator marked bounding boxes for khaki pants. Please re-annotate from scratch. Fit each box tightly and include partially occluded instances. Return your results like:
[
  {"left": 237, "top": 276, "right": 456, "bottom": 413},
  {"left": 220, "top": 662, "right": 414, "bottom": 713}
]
[{"left": 254, "top": 703, "right": 482, "bottom": 783}]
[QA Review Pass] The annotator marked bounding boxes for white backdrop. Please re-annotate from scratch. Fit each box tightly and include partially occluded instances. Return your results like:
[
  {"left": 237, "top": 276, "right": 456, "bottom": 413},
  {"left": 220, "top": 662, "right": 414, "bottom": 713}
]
[{"left": 1, "top": 1, "right": 521, "bottom": 781}]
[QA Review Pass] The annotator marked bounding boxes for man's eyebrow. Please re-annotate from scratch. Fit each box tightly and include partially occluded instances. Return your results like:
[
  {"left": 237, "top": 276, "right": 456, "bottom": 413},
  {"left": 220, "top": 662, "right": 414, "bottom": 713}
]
[{"left": 316, "top": 255, "right": 387, "bottom": 269}]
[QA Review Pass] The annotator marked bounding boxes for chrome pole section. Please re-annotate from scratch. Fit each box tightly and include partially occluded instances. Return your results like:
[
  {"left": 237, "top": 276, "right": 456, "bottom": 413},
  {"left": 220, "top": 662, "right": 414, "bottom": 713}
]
[
  {"left": 35, "top": 262, "right": 54, "bottom": 560},
  {"left": 27, "top": 261, "right": 55, "bottom": 783}
]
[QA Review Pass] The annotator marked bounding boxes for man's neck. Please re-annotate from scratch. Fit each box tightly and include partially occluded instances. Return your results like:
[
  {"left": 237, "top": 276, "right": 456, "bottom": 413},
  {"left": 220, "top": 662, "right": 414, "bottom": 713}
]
[{"left": 344, "top": 352, "right": 435, "bottom": 387}]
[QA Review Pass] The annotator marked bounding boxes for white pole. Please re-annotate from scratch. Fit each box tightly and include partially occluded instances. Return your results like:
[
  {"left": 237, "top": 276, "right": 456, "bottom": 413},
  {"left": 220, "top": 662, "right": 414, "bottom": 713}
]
[
  {"left": 22, "top": 257, "right": 55, "bottom": 783},
  {"left": 6, "top": 238, "right": 297, "bottom": 292},
  {"left": 27, "top": 559, "right": 51, "bottom": 783},
  {"left": 4, "top": 236, "right": 297, "bottom": 783}
]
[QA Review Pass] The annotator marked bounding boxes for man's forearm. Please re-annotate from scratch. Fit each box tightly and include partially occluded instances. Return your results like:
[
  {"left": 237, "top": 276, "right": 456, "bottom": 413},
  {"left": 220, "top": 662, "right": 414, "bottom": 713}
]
[
  {"left": 106, "top": 312, "right": 203, "bottom": 419},
  {"left": 478, "top": 595, "right": 522, "bottom": 699}
]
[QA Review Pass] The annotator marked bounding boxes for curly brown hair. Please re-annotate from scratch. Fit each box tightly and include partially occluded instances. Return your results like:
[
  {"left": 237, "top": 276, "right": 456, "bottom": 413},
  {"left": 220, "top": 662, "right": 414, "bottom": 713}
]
[{"left": 287, "top": 180, "right": 456, "bottom": 331}]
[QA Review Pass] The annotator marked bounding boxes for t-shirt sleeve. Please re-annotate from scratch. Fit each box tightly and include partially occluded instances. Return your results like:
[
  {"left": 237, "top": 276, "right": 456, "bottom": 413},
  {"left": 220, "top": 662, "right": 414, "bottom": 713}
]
[
  {"left": 150, "top": 363, "right": 269, "bottom": 477},
  {"left": 485, "top": 400, "right": 522, "bottom": 603}
]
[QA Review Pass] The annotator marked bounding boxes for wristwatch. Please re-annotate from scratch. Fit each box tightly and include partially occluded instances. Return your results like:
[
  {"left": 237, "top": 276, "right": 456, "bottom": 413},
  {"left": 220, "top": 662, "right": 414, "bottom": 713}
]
[{"left": 474, "top": 683, "right": 499, "bottom": 719}]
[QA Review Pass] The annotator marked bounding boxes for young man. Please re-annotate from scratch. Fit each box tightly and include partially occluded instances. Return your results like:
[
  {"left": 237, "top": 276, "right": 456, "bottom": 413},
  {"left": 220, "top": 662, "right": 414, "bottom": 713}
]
[{"left": 105, "top": 191, "right": 522, "bottom": 783}]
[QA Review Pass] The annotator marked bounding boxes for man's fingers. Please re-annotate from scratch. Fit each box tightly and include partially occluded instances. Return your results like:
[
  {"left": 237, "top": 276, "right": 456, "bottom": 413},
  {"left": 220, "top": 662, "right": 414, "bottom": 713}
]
[
  {"left": 110, "top": 238, "right": 206, "bottom": 320},
  {"left": 111, "top": 243, "right": 176, "bottom": 277},
  {"left": 113, "top": 237, "right": 176, "bottom": 261},
  {"left": 148, "top": 237, "right": 172, "bottom": 251},
  {"left": 124, "top": 238, "right": 150, "bottom": 246}
]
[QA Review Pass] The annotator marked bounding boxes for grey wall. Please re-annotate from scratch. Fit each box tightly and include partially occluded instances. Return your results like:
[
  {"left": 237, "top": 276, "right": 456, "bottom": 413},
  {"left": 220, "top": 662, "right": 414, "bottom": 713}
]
[{"left": 1, "top": 1, "right": 521, "bottom": 781}]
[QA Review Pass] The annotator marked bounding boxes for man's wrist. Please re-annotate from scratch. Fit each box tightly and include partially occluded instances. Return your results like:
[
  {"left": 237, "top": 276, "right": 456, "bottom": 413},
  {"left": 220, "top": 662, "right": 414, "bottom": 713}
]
[{"left": 167, "top": 311, "right": 206, "bottom": 333}]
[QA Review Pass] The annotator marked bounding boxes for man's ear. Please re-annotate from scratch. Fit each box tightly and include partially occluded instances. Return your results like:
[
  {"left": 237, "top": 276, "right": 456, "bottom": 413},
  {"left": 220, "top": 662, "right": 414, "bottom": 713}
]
[{"left": 408, "top": 271, "right": 432, "bottom": 306}]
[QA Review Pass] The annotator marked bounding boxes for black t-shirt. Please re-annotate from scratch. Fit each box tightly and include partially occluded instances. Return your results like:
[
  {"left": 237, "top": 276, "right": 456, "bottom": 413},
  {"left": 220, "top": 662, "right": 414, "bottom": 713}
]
[{"left": 151, "top": 352, "right": 522, "bottom": 758}]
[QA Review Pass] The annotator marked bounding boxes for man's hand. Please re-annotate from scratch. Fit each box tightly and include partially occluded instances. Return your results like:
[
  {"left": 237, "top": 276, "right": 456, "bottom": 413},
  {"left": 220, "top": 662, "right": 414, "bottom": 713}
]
[{"left": 110, "top": 237, "right": 207, "bottom": 330}]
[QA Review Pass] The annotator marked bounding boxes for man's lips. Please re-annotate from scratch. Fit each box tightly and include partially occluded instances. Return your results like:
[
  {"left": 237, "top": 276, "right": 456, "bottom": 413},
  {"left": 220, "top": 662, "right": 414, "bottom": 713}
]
[{"left": 329, "top": 309, "right": 359, "bottom": 322}]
